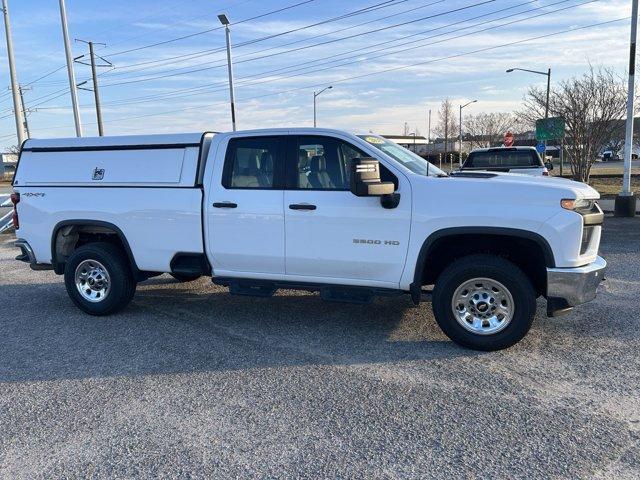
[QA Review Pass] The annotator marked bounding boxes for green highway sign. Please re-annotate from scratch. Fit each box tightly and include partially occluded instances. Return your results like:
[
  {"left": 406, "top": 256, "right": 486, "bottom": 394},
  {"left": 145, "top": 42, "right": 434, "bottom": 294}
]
[{"left": 536, "top": 117, "right": 565, "bottom": 141}]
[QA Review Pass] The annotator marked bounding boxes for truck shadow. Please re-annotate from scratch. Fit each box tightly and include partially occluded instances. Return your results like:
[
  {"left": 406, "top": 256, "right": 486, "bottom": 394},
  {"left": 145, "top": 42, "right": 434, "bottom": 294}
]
[{"left": 0, "top": 282, "right": 481, "bottom": 384}]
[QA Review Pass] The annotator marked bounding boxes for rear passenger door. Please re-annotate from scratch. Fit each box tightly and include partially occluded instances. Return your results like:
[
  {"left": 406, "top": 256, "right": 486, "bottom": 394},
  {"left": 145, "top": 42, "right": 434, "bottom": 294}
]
[{"left": 206, "top": 136, "right": 286, "bottom": 276}]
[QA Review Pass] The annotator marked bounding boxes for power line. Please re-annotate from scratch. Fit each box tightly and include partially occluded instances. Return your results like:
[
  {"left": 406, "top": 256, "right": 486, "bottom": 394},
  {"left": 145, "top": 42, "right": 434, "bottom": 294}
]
[
  {"left": 6, "top": 0, "right": 318, "bottom": 93},
  {"left": 98, "top": 0, "right": 496, "bottom": 87},
  {"left": 68, "top": 0, "right": 415, "bottom": 81},
  {"left": 100, "top": 0, "right": 443, "bottom": 74},
  {"left": 26, "top": 17, "right": 626, "bottom": 134},
  {"left": 87, "top": 0, "right": 412, "bottom": 83},
  {"left": 103, "top": 0, "right": 317, "bottom": 57},
  {"left": 227, "top": 0, "right": 590, "bottom": 91},
  {"left": 89, "top": 0, "right": 207, "bottom": 46},
  {"left": 31, "top": 0, "right": 597, "bottom": 111},
  {"left": 96, "top": 0, "right": 567, "bottom": 105}
]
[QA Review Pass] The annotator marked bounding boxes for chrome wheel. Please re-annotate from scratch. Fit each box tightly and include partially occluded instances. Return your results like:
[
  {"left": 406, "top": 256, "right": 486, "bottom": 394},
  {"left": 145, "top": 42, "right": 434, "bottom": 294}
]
[
  {"left": 75, "top": 259, "right": 111, "bottom": 303},
  {"left": 451, "top": 277, "right": 514, "bottom": 335}
]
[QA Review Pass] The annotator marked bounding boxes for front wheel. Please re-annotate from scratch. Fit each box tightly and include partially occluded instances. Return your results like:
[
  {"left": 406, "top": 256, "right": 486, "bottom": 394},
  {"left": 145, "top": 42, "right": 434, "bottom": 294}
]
[
  {"left": 432, "top": 254, "right": 536, "bottom": 351},
  {"left": 64, "top": 242, "right": 137, "bottom": 315}
]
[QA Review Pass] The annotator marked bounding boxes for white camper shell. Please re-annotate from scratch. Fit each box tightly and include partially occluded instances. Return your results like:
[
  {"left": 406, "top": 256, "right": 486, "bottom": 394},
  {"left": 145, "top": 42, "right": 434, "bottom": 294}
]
[{"left": 14, "top": 133, "right": 215, "bottom": 188}]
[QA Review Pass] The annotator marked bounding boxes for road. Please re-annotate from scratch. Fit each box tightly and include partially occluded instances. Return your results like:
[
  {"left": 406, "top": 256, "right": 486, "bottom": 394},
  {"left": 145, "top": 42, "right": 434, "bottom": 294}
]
[
  {"left": 590, "top": 159, "right": 640, "bottom": 172},
  {"left": 0, "top": 219, "right": 639, "bottom": 478}
]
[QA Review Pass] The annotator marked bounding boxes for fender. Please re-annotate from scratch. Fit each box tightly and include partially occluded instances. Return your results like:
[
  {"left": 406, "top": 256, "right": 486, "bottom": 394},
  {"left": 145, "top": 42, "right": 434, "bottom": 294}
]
[
  {"left": 50, "top": 219, "right": 141, "bottom": 278},
  {"left": 409, "top": 227, "right": 556, "bottom": 304}
]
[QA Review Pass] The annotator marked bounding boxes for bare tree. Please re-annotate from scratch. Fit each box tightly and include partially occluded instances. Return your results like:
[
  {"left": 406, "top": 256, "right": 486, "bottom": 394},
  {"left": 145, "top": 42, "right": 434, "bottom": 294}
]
[
  {"left": 434, "top": 99, "right": 457, "bottom": 159},
  {"left": 463, "top": 112, "right": 519, "bottom": 149},
  {"left": 519, "top": 66, "right": 627, "bottom": 182}
]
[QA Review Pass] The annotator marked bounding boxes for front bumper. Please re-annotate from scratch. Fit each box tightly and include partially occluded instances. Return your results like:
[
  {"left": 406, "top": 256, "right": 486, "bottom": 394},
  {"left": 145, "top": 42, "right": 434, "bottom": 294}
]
[{"left": 546, "top": 255, "right": 607, "bottom": 316}]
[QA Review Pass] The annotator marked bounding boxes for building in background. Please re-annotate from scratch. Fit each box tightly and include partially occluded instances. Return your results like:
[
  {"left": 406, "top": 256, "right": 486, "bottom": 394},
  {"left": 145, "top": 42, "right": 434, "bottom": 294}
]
[
  {"left": 1, "top": 152, "right": 18, "bottom": 180},
  {"left": 381, "top": 135, "right": 429, "bottom": 155}
]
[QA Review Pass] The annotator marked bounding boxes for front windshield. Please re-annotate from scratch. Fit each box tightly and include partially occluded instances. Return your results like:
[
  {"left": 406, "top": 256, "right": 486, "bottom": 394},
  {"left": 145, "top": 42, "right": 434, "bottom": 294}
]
[{"left": 358, "top": 135, "right": 445, "bottom": 177}]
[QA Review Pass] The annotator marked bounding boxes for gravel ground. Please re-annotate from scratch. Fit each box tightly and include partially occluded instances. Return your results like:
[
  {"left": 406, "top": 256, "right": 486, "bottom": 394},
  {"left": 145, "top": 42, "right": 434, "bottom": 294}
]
[{"left": 0, "top": 218, "right": 639, "bottom": 479}]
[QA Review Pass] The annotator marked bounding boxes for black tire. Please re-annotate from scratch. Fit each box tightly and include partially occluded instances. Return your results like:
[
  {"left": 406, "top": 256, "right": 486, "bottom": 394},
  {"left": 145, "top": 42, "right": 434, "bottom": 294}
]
[
  {"left": 170, "top": 273, "right": 202, "bottom": 283},
  {"left": 432, "top": 254, "right": 536, "bottom": 351},
  {"left": 64, "top": 242, "right": 137, "bottom": 316}
]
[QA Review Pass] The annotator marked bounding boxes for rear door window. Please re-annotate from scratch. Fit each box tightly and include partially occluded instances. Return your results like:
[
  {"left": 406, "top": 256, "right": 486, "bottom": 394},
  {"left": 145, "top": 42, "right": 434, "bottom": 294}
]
[
  {"left": 222, "top": 136, "right": 285, "bottom": 189},
  {"left": 465, "top": 150, "right": 540, "bottom": 168}
]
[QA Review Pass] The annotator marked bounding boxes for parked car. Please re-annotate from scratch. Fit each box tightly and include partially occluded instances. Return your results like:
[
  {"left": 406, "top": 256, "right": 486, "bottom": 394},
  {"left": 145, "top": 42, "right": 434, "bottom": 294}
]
[
  {"left": 601, "top": 151, "right": 620, "bottom": 162},
  {"left": 11, "top": 129, "right": 605, "bottom": 351},
  {"left": 461, "top": 146, "right": 553, "bottom": 176}
]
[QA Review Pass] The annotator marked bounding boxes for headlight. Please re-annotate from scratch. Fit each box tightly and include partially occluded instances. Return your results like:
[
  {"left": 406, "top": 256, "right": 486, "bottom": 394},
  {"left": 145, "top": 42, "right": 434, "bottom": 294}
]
[{"left": 561, "top": 198, "right": 595, "bottom": 211}]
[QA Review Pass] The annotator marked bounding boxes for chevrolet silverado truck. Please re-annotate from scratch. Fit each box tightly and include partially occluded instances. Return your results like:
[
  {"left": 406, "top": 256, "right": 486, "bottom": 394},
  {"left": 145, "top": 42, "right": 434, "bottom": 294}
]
[{"left": 10, "top": 128, "right": 606, "bottom": 350}]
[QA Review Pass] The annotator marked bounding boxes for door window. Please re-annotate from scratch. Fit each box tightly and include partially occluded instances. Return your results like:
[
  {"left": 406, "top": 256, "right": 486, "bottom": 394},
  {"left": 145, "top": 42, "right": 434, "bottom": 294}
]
[
  {"left": 223, "top": 137, "right": 283, "bottom": 189},
  {"left": 290, "top": 136, "right": 369, "bottom": 190}
]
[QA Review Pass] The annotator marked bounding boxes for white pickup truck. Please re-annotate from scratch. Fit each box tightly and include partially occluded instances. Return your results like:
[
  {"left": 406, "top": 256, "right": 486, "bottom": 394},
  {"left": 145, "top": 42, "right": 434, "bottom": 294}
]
[{"left": 10, "top": 128, "right": 606, "bottom": 350}]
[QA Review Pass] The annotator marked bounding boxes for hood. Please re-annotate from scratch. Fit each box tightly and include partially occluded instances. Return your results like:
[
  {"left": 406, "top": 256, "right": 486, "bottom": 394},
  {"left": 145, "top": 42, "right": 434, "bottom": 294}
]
[{"left": 449, "top": 171, "right": 599, "bottom": 200}]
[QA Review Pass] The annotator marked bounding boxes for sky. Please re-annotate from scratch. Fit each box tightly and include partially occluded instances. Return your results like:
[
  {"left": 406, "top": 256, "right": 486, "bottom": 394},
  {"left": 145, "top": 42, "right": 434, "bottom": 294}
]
[{"left": 0, "top": 0, "right": 633, "bottom": 149}]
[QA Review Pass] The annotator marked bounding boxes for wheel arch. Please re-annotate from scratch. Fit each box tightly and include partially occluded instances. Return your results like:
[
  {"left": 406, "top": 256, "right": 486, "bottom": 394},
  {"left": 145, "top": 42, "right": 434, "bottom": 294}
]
[
  {"left": 411, "top": 227, "right": 555, "bottom": 298},
  {"left": 51, "top": 219, "right": 140, "bottom": 278}
]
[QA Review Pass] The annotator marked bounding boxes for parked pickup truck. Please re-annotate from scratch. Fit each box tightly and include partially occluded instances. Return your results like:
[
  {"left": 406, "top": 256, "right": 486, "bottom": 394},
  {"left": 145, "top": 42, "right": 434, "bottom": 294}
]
[
  {"left": 461, "top": 146, "right": 553, "bottom": 176},
  {"left": 10, "top": 129, "right": 606, "bottom": 351}
]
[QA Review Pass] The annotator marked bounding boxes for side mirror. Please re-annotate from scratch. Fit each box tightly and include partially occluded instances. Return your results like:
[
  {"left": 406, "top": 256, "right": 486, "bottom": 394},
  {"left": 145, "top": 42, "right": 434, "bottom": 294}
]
[
  {"left": 545, "top": 161, "right": 554, "bottom": 171},
  {"left": 350, "top": 158, "right": 395, "bottom": 197}
]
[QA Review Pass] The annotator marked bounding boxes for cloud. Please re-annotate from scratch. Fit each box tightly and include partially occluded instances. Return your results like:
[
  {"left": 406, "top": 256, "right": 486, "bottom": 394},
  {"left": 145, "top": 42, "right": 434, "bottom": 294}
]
[{"left": 0, "top": 0, "right": 634, "bottom": 147}]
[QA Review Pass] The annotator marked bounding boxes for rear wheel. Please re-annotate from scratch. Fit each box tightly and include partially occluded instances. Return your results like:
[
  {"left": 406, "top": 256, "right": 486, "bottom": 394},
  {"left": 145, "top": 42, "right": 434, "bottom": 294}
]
[
  {"left": 432, "top": 254, "right": 536, "bottom": 351},
  {"left": 64, "top": 242, "right": 136, "bottom": 315}
]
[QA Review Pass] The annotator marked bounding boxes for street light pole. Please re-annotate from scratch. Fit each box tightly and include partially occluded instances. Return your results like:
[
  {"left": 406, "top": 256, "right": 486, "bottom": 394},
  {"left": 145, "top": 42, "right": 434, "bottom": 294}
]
[
  {"left": 507, "top": 67, "right": 552, "bottom": 162},
  {"left": 544, "top": 67, "right": 551, "bottom": 119},
  {"left": 218, "top": 14, "right": 236, "bottom": 131},
  {"left": 459, "top": 100, "right": 477, "bottom": 166},
  {"left": 1, "top": 0, "right": 26, "bottom": 146},
  {"left": 615, "top": 0, "right": 638, "bottom": 217},
  {"left": 59, "top": 0, "right": 82, "bottom": 137},
  {"left": 313, "top": 85, "right": 332, "bottom": 127},
  {"left": 408, "top": 132, "right": 416, "bottom": 153}
]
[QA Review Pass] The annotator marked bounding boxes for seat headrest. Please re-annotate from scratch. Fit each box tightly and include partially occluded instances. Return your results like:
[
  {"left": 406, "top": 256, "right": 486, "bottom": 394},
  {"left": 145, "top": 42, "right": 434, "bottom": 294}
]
[
  {"left": 260, "top": 151, "right": 273, "bottom": 173},
  {"left": 298, "top": 149, "right": 309, "bottom": 161},
  {"left": 310, "top": 155, "right": 326, "bottom": 173}
]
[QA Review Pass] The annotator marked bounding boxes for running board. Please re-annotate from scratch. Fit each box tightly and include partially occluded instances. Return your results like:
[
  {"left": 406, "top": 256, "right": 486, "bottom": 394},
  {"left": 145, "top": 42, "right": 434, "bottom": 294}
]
[{"left": 212, "top": 277, "right": 404, "bottom": 305}]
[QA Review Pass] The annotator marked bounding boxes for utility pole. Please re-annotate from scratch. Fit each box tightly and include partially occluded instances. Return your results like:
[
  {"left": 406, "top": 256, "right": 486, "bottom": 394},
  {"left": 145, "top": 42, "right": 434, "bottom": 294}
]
[
  {"left": 75, "top": 39, "right": 111, "bottom": 136},
  {"left": 427, "top": 108, "right": 431, "bottom": 143},
  {"left": 18, "top": 85, "right": 30, "bottom": 138},
  {"left": 1, "top": 0, "right": 26, "bottom": 146},
  {"left": 88, "top": 41, "right": 103, "bottom": 136},
  {"left": 59, "top": 0, "right": 82, "bottom": 137},
  {"left": 615, "top": 0, "right": 638, "bottom": 217},
  {"left": 218, "top": 14, "right": 236, "bottom": 131}
]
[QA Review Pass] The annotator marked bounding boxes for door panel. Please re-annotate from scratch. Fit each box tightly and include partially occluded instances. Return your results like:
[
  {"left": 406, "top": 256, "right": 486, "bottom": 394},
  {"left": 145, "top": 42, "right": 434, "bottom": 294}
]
[
  {"left": 284, "top": 135, "right": 411, "bottom": 287},
  {"left": 206, "top": 136, "right": 286, "bottom": 276},
  {"left": 284, "top": 190, "right": 411, "bottom": 285}
]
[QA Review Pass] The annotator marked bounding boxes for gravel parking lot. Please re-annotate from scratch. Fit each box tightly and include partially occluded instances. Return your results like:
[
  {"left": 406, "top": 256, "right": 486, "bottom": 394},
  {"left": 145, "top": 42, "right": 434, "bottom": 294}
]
[{"left": 1, "top": 217, "right": 639, "bottom": 479}]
